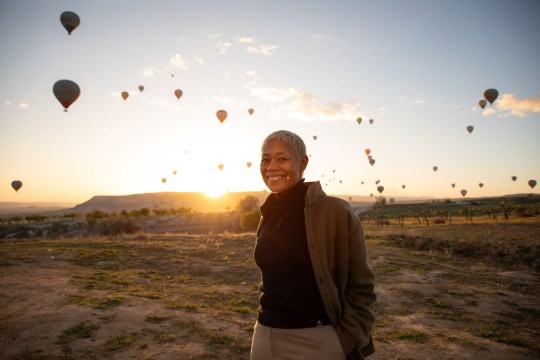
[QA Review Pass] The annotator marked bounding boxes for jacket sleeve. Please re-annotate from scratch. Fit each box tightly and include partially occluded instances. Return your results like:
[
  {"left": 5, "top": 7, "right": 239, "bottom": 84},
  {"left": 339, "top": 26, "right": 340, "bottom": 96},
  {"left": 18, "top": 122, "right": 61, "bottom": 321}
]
[{"left": 334, "top": 207, "right": 376, "bottom": 355}]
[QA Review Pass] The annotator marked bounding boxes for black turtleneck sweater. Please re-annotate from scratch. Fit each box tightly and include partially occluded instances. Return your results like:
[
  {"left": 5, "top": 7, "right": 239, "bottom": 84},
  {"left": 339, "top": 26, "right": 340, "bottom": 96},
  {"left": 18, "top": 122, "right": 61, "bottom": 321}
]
[{"left": 254, "top": 180, "right": 329, "bottom": 328}]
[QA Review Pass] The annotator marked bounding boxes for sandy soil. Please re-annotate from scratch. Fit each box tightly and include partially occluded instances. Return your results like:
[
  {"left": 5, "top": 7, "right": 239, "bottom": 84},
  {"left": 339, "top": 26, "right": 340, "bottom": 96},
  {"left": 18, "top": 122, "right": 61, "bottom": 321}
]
[{"left": 0, "top": 232, "right": 538, "bottom": 360}]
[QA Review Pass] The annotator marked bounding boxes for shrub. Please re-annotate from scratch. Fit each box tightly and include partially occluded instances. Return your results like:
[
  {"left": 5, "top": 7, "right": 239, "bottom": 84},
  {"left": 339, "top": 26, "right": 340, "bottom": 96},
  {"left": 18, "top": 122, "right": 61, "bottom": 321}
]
[
  {"left": 240, "top": 210, "right": 261, "bottom": 231},
  {"left": 98, "top": 217, "right": 142, "bottom": 235}
]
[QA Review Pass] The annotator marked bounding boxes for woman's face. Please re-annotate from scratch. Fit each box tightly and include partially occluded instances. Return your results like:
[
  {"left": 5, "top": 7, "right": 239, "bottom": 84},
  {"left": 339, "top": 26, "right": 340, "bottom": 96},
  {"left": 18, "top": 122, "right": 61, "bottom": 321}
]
[{"left": 260, "top": 139, "right": 308, "bottom": 193}]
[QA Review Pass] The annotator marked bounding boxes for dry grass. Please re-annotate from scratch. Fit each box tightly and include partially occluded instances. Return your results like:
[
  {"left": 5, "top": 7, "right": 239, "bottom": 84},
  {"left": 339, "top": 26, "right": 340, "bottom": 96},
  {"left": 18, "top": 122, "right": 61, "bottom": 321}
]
[{"left": 1, "top": 219, "right": 539, "bottom": 359}]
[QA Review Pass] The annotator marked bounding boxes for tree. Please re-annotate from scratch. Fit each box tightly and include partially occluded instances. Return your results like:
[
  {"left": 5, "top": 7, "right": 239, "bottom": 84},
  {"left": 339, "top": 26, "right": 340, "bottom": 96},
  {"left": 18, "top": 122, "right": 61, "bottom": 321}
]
[
  {"left": 236, "top": 195, "right": 260, "bottom": 213},
  {"left": 240, "top": 209, "right": 261, "bottom": 231},
  {"left": 373, "top": 196, "right": 387, "bottom": 206}
]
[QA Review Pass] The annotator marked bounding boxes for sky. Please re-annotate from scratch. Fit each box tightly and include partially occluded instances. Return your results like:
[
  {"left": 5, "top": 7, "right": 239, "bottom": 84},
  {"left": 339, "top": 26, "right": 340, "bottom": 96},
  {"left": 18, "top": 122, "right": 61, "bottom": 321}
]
[{"left": 1, "top": 0, "right": 539, "bottom": 205}]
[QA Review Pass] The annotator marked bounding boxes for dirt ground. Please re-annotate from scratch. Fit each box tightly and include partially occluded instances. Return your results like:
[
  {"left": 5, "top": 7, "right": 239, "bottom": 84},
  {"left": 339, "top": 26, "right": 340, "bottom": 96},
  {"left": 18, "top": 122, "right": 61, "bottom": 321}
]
[{"left": 0, "top": 230, "right": 538, "bottom": 359}]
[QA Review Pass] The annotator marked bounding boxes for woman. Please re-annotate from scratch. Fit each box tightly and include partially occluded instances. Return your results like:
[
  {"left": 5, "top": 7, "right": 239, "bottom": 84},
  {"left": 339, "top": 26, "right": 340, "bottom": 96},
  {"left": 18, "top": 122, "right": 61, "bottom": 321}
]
[{"left": 251, "top": 130, "right": 376, "bottom": 360}]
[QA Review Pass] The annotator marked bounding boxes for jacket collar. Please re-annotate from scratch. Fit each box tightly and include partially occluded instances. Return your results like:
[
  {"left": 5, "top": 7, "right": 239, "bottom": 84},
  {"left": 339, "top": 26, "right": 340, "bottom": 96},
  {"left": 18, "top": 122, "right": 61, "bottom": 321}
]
[{"left": 304, "top": 181, "right": 326, "bottom": 207}]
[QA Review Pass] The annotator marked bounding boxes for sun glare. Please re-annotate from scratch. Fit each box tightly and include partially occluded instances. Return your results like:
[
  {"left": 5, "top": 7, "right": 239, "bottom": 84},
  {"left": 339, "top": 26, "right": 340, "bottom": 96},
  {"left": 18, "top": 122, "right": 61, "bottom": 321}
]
[{"left": 204, "top": 186, "right": 227, "bottom": 198}]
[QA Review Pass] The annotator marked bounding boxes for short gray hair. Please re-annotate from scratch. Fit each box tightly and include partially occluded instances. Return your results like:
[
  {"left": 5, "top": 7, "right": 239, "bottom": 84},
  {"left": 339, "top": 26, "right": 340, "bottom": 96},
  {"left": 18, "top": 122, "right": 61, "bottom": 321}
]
[{"left": 262, "top": 130, "right": 307, "bottom": 160}]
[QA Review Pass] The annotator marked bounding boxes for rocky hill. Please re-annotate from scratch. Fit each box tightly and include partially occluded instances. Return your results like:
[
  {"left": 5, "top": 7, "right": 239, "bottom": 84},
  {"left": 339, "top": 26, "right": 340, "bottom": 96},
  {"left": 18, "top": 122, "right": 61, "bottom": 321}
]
[{"left": 71, "top": 191, "right": 271, "bottom": 214}]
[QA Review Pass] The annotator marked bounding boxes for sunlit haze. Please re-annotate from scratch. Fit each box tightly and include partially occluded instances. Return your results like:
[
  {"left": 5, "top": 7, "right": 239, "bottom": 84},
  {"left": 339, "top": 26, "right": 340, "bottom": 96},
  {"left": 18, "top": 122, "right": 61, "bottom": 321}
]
[{"left": 1, "top": 0, "right": 539, "bottom": 205}]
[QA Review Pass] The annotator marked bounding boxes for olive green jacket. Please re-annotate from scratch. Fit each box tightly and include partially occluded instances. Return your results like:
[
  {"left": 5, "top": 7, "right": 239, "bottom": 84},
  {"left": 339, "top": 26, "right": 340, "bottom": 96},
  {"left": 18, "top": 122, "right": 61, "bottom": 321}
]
[
  {"left": 304, "top": 181, "right": 376, "bottom": 358},
  {"left": 257, "top": 181, "right": 376, "bottom": 358}
]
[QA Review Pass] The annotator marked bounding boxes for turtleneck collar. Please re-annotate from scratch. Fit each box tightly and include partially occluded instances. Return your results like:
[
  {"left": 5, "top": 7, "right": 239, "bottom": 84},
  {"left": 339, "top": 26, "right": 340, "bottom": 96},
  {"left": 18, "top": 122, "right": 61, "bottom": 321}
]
[{"left": 275, "top": 179, "right": 306, "bottom": 205}]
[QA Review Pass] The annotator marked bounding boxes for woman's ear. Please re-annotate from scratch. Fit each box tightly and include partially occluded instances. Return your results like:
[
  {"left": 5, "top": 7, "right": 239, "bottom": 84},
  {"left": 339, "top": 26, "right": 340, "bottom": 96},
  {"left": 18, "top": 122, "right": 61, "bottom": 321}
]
[{"left": 300, "top": 155, "right": 309, "bottom": 172}]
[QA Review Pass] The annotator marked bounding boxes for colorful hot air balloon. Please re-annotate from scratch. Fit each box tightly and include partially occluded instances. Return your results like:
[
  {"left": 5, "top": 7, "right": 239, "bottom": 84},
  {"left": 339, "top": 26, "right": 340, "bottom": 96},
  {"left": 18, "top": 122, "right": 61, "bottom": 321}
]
[
  {"left": 402, "top": 185, "right": 406, "bottom": 189},
  {"left": 377, "top": 185, "right": 384, "bottom": 194},
  {"left": 248, "top": 108, "right": 254, "bottom": 115},
  {"left": 216, "top": 110, "right": 227, "bottom": 123},
  {"left": 511, "top": 176, "right": 517, "bottom": 182},
  {"left": 433, "top": 166, "right": 438, "bottom": 172},
  {"left": 174, "top": 89, "right": 183, "bottom": 99},
  {"left": 60, "top": 11, "right": 80, "bottom": 35},
  {"left": 451, "top": 183, "right": 456, "bottom": 188},
  {"left": 365, "top": 149, "right": 371, "bottom": 156},
  {"left": 246, "top": 162, "right": 252, "bottom": 168},
  {"left": 483, "top": 88, "right": 499, "bottom": 105},
  {"left": 369, "top": 158, "right": 375, "bottom": 166},
  {"left": 11, "top": 180, "right": 22, "bottom": 192},
  {"left": 173, "top": 170, "right": 177, "bottom": 175},
  {"left": 375, "top": 180, "right": 380, "bottom": 185},
  {"left": 218, "top": 164, "right": 224, "bottom": 171},
  {"left": 121, "top": 91, "right": 129, "bottom": 100},
  {"left": 356, "top": 117, "right": 362, "bottom": 124},
  {"left": 369, "top": 119, "right": 374, "bottom": 125},
  {"left": 313, "top": 135, "right": 318, "bottom": 141},
  {"left": 467, "top": 126, "right": 474, "bottom": 134},
  {"left": 478, "top": 99, "right": 487, "bottom": 109},
  {"left": 479, "top": 183, "right": 484, "bottom": 188},
  {"left": 529, "top": 179, "right": 537, "bottom": 190},
  {"left": 53, "top": 80, "right": 80, "bottom": 111},
  {"left": 460, "top": 189, "right": 467, "bottom": 197},
  {"left": 138, "top": 85, "right": 144, "bottom": 92},
  {"left": 162, "top": 178, "right": 167, "bottom": 183}
]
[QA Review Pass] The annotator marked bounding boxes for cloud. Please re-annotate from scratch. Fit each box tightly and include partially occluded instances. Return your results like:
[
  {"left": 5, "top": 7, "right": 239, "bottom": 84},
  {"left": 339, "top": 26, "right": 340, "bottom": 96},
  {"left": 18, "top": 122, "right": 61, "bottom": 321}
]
[
  {"left": 143, "top": 66, "right": 158, "bottom": 78},
  {"left": 216, "top": 41, "right": 233, "bottom": 55},
  {"left": 482, "top": 108, "right": 496, "bottom": 117},
  {"left": 237, "top": 37, "right": 256, "bottom": 44},
  {"left": 398, "top": 96, "right": 426, "bottom": 104},
  {"left": 19, "top": 102, "right": 29, "bottom": 108},
  {"left": 169, "top": 54, "right": 188, "bottom": 69},
  {"left": 194, "top": 57, "right": 205, "bottom": 64},
  {"left": 496, "top": 93, "right": 540, "bottom": 117},
  {"left": 207, "top": 33, "right": 223, "bottom": 39},
  {"left": 5, "top": 100, "right": 11, "bottom": 106},
  {"left": 246, "top": 44, "right": 280, "bottom": 56},
  {"left": 250, "top": 86, "right": 362, "bottom": 121}
]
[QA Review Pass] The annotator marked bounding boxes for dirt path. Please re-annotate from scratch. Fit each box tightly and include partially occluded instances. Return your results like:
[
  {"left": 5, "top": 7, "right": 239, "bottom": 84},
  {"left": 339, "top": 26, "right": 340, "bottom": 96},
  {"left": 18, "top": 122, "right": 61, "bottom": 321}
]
[{"left": 0, "top": 234, "right": 538, "bottom": 359}]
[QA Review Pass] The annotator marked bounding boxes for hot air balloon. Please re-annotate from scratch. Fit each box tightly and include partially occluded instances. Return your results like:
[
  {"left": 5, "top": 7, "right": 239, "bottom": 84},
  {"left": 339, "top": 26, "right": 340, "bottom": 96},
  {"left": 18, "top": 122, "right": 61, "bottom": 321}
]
[
  {"left": 121, "top": 91, "right": 129, "bottom": 101},
  {"left": 467, "top": 126, "right": 474, "bottom": 134},
  {"left": 433, "top": 166, "right": 438, "bottom": 172},
  {"left": 529, "top": 179, "right": 537, "bottom": 190},
  {"left": 174, "top": 89, "right": 183, "bottom": 99},
  {"left": 162, "top": 178, "right": 167, "bottom": 183},
  {"left": 478, "top": 99, "right": 487, "bottom": 109},
  {"left": 460, "top": 189, "right": 467, "bottom": 197},
  {"left": 173, "top": 170, "right": 177, "bottom": 175},
  {"left": 218, "top": 164, "right": 224, "bottom": 171},
  {"left": 248, "top": 108, "right": 254, "bottom": 115},
  {"left": 216, "top": 110, "right": 227, "bottom": 123},
  {"left": 53, "top": 80, "right": 80, "bottom": 111},
  {"left": 375, "top": 180, "right": 380, "bottom": 184},
  {"left": 11, "top": 180, "right": 22, "bottom": 192},
  {"left": 356, "top": 117, "right": 362, "bottom": 124},
  {"left": 451, "top": 183, "right": 456, "bottom": 188},
  {"left": 377, "top": 185, "right": 384, "bottom": 194},
  {"left": 369, "top": 158, "right": 375, "bottom": 166},
  {"left": 60, "top": 11, "right": 80, "bottom": 35},
  {"left": 313, "top": 135, "right": 318, "bottom": 141},
  {"left": 369, "top": 119, "right": 374, "bottom": 125},
  {"left": 402, "top": 185, "right": 406, "bottom": 189},
  {"left": 246, "top": 162, "right": 252, "bottom": 168},
  {"left": 511, "top": 176, "right": 517, "bottom": 182},
  {"left": 365, "top": 149, "right": 371, "bottom": 156},
  {"left": 483, "top": 88, "right": 499, "bottom": 105},
  {"left": 479, "top": 183, "right": 484, "bottom": 188},
  {"left": 138, "top": 85, "right": 144, "bottom": 92}
]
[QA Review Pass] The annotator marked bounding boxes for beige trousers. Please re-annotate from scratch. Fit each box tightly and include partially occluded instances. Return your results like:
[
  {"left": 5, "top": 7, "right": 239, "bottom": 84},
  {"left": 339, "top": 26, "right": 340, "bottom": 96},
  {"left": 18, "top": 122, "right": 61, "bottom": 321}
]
[{"left": 250, "top": 321, "right": 346, "bottom": 360}]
